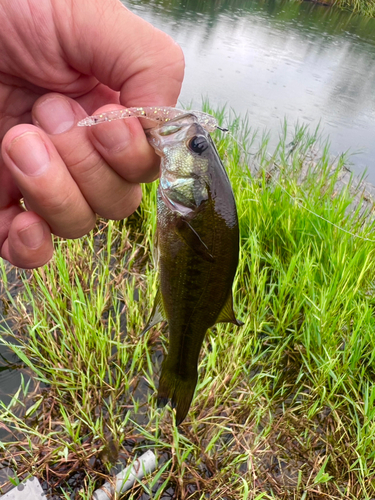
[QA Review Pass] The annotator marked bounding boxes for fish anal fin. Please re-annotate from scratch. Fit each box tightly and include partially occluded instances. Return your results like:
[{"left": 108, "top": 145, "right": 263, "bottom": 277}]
[
  {"left": 175, "top": 218, "right": 214, "bottom": 263},
  {"left": 216, "top": 292, "right": 243, "bottom": 326},
  {"left": 157, "top": 359, "right": 198, "bottom": 426},
  {"left": 141, "top": 288, "right": 166, "bottom": 336}
]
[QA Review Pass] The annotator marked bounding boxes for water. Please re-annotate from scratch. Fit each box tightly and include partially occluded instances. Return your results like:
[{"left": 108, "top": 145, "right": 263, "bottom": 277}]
[
  {"left": 125, "top": 0, "right": 375, "bottom": 182},
  {"left": 0, "top": 269, "right": 32, "bottom": 422}
]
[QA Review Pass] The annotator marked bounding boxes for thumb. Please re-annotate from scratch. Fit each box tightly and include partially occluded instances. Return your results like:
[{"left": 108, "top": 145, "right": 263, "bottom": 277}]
[{"left": 57, "top": 0, "right": 185, "bottom": 106}]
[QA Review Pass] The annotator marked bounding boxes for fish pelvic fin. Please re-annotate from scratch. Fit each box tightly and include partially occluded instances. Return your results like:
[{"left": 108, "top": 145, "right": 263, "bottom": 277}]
[
  {"left": 157, "top": 360, "right": 198, "bottom": 426},
  {"left": 216, "top": 292, "right": 243, "bottom": 326},
  {"left": 141, "top": 287, "right": 166, "bottom": 336}
]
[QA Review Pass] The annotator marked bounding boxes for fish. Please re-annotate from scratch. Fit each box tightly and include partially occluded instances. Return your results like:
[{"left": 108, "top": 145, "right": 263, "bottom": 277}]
[
  {"left": 78, "top": 107, "right": 241, "bottom": 425},
  {"left": 143, "top": 113, "right": 242, "bottom": 425}
]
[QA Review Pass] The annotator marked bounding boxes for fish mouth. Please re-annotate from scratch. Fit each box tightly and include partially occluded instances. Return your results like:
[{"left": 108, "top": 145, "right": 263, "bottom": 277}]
[{"left": 146, "top": 113, "right": 202, "bottom": 154}]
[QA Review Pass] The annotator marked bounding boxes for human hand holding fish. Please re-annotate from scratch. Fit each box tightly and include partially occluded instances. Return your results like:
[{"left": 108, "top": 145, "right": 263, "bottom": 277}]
[{"left": 0, "top": 0, "right": 184, "bottom": 269}]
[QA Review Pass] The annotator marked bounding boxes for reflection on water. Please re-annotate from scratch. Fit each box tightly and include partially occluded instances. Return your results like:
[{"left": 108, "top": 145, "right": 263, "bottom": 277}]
[{"left": 125, "top": 0, "right": 375, "bottom": 181}]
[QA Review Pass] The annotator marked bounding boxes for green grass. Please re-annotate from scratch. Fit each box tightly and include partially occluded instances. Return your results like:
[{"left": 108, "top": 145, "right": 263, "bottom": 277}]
[
  {"left": 333, "top": 0, "right": 375, "bottom": 18},
  {"left": 1, "top": 110, "right": 375, "bottom": 498}
]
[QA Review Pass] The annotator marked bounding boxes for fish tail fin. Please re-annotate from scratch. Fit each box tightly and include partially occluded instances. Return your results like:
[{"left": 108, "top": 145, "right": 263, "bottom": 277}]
[{"left": 157, "top": 359, "right": 198, "bottom": 426}]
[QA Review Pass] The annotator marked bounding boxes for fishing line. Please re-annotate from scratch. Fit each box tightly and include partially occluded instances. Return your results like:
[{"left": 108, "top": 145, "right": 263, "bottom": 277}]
[{"left": 223, "top": 129, "right": 375, "bottom": 244}]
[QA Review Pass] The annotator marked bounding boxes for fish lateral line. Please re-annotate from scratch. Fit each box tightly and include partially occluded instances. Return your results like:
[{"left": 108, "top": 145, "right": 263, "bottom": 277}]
[{"left": 77, "top": 106, "right": 221, "bottom": 133}]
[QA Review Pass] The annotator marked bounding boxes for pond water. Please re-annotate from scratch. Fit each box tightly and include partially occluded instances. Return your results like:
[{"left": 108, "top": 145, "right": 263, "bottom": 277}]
[
  {"left": 125, "top": 0, "right": 375, "bottom": 183},
  {"left": 0, "top": 280, "right": 30, "bottom": 418}
]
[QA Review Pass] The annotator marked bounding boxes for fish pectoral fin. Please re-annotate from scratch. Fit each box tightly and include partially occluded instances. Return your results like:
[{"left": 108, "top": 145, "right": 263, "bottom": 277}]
[
  {"left": 141, "top": 288, "right": 167, "bottom": 336},
  {"left": 216, "top": 292, "right": 243, "bottom": 326},
  {"left": 175, "top": 218, "right": 215, "bottom": 263}
]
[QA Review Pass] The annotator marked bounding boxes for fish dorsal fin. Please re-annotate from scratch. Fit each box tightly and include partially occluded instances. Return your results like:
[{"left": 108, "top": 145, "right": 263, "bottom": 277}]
[
  {"left": 216, "top": 292, "right": 243, "bottom": 326},
  {"left": 175, "top": 218, "right": 214, "bottom": 263},
  {"left": 141, "top": 287, "right": 167, "bottom": 336}
]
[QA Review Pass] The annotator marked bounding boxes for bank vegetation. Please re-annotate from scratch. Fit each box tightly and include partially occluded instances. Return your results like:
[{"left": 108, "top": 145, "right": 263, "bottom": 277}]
[{"left": 1, "top": 108, "right": 375, "bottom": 498}]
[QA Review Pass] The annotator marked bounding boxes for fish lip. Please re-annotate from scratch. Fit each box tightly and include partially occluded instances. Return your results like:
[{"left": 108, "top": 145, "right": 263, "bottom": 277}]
[
  {"left": 146, "top": 113, "right": 203, "bottom": 154},
  {"left": 145, "top": 128, "right": 162, "bottom": 154}
]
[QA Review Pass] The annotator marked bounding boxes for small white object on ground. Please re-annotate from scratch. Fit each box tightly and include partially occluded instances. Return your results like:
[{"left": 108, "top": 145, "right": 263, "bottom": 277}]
[
  {"left": 0, "top": 477, "right": 45, "bottom": 499},
  {"left": 92, "top": 450, "right": 156, "bottom": 499}
]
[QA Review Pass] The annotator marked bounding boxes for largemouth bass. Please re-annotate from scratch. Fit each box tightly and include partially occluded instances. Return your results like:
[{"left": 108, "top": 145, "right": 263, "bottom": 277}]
[
  {"left": 78, "top": 107, "right": 241, "bottom": 425},
  {"left": 144, "top": 113, "right": 242, "bottom": 425}
]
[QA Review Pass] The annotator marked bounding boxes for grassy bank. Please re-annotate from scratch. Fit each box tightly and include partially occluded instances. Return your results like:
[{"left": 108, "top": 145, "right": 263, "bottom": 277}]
[
  {"left": 332, "top": 0, "right": 375, "bottom": 17},
  {"left": 1, "top": 111, "right": 375, "bottom": 499}
]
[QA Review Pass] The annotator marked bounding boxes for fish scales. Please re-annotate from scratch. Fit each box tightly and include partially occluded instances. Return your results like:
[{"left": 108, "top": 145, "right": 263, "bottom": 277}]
[{"left": 145, "top": 113, "right": 241, "bottom": 425}]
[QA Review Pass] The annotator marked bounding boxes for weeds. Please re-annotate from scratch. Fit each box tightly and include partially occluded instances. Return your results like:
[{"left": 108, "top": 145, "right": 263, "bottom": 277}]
[
  {"left": 1, "top": 111, "right": 375, "bottom": 498},
  {"left": 333, "top": 0, "right": 375, "bottom": 18}
]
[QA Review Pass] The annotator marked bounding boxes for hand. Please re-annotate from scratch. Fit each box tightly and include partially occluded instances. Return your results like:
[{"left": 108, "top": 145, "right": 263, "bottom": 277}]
[{"left": 0, "top": 0, "right": 184, "bottom": 269}]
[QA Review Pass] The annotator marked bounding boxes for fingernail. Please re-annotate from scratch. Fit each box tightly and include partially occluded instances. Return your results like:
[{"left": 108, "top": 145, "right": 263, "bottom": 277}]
[
  {"left": 35, "top": 96, "right": 75, "bottom": 134},
  {"left": 92, "top": 120, "right": 131, "bottom": 152},
  {"left": 18, "top": 222, "right": 44, "bottom": 249},
  {"left": 8, "top": 132, "right": 50, "bottom": 176}
]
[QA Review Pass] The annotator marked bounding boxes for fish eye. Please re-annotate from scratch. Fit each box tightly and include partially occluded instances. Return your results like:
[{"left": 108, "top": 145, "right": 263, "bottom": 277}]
[
  {"left": 188, "top": 136, "right": 208, "bottom": 155},
  {"left": 159, "top": 124, "right": 183, "bottom": 136}
]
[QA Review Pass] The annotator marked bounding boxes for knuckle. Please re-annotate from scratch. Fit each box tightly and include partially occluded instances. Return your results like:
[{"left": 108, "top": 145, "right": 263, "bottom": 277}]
[
  {"left": 54, "top": 214, "right": 97, "bottom": 239},
  {"left": 26, "top": 186, "right": 96, "bottom": 238},
  {"left": 65, "top": 146, "right": 104, "bottom": 182},
  {"left": 33, "top": 186, "right": 77, "bottom": 217},
  {"left": 96, "top": 184, "right": 142, "bottom": 220},
  {"left": 67, "top": 219, "right": 96, "bottom": 239}
]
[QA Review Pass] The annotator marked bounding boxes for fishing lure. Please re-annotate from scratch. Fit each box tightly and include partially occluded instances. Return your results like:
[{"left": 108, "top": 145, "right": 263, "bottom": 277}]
[{"left": 77, "top": 106, "right": 226, "bottom": 132}]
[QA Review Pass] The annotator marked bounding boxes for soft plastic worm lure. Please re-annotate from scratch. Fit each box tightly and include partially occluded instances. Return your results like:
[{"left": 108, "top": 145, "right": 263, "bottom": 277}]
[{"left": 77, "top": 106, "right": 226, "bottom": 132}]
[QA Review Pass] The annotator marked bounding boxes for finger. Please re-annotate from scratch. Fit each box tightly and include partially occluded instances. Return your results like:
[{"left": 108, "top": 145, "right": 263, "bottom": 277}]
[
  {"left": 34, "top": 95, "right": 159, "bottom": 183},
  {"left": 84, "top": 104, "right": 160, "bottom": 184},
  {"left": 76, "top": 83, "right": 120, "bottom": 116},
  {"left": 1, "top": 211, "right": 53, "bottom": 269},
  {"left": 32, "top": 95, "right": 157, "bottom": 219},
  {"left": 0, "top": 160, "right": 53, "bottom": 269},
  {"left": 57, "top": 0, "right": 184, "bottom": 105},
  {"left": 1, "top": 124, "right": 96, "bottom": 239}
]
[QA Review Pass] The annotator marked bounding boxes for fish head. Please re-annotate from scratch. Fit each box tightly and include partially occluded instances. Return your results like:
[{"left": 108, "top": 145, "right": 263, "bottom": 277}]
[
  {"left": 146, "top": 113, "right": 215, "bottom": 215},
  {"left": 146, "top": 113, "right": 210, "bottom": 159},
  {"left": 146, "top": 113, "right": 230, "bottom": 218}
]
